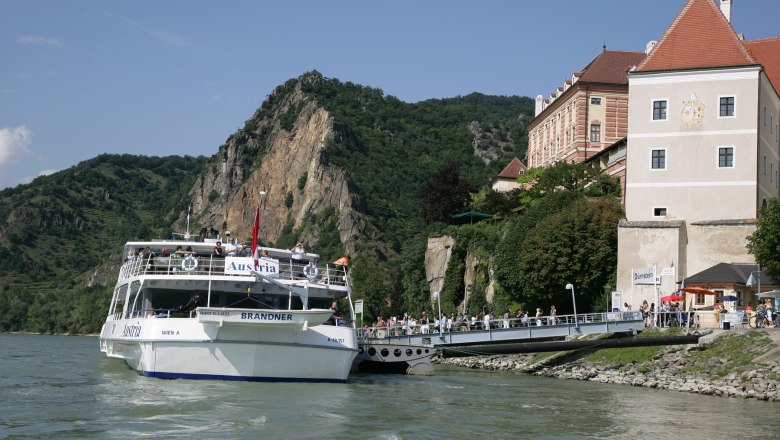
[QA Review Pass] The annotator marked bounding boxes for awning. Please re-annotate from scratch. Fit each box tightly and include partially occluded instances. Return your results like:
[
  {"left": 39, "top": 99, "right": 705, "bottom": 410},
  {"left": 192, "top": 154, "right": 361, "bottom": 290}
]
[{"left": 451, "top": 211, "right": 492, "bottom": 224}]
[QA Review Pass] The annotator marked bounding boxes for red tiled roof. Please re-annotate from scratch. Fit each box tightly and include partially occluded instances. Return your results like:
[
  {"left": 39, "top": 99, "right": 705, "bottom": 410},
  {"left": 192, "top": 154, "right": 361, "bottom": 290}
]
[
  {"left": 745, "top": 37, "right": 780, "bottom": 95},
  {"left": 497, "top": 157, "right": 527, "bottom": 179},
  {"left": 637, "top": 0, "right": 756, "bottom": 72},
  {"left": 578, "top": 50, "right": 646, "bottom": 84}
]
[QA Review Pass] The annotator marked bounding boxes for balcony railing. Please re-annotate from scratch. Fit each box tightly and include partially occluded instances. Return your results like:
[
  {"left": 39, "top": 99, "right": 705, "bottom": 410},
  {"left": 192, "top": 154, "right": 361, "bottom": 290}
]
[{"left": 118, "top": 254, "right": 348, "bottom": 287}]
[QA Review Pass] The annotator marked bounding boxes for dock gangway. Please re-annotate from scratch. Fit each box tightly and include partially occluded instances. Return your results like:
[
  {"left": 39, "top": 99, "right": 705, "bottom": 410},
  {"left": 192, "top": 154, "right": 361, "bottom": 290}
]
[{"left": 366, "top": 312, "right": 645, "bottom": 347}]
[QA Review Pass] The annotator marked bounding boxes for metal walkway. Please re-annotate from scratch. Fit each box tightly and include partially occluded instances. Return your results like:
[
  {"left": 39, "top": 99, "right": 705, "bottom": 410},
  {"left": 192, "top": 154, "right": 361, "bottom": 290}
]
[{"left": 367, "top": 312, "right": 645, "bottom": 347}]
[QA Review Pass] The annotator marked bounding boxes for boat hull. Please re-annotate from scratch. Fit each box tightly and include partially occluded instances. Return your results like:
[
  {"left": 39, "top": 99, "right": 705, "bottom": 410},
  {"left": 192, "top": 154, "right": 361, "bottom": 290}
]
[
  {"left": 101, "top": 318, "right": 357, "bottom": 382},
  {"left": 353, "top": 342, "right": 436, "bottom": 375}
]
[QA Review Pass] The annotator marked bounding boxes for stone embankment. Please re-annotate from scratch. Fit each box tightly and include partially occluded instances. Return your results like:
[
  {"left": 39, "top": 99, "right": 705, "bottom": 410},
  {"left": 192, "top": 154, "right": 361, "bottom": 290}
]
[{"left": 435, "top": 329, "right": 780, "bottom": 402}]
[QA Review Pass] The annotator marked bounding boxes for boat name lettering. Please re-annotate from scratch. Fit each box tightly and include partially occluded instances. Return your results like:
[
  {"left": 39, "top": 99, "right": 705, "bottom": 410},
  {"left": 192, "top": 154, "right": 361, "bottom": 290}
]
[
  {"left": 225, "top": 256, "right": 279, "bottom": 276},
  {"left": 241, "top": 312, "right": 294, "bottom": 321},
  {"left": 122, "top": 324, "right": 142, "bottom": 338},
  {"left": 199, "top": 310, "right": 231, "bottom": 316},
  {"left": 161, "top": 330, "right": 179, "bottom": 335},
  {"left": 327, "top": 337, "right": 344, "bottom": 343}
]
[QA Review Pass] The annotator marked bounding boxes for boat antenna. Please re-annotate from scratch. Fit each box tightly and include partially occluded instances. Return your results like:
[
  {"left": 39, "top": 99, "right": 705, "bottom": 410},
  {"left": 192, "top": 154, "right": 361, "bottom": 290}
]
[
  {"left": 252, "top": 191, "right": 266, "bottom": 265},
  {"left": 185, "top": 205, "right": 191, "bottom": 240}
]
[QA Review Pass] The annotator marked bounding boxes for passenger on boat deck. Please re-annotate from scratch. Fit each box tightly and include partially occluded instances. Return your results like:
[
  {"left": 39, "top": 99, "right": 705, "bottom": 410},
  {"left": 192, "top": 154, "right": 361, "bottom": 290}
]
[
  {"left": 127, "top": 250, "right": 136, "bottom": 260},
  {"left": 291, "top": 242, "right": 306, "bottom": 263},
  {"left": 142, "top": 246, "right": 155, "bottom": 261},
  {"left": 214, "top": 242, "right": 223, "bottom": 256},
  {"left": 326, "top": 302, "right": 341, "bottom": 325},
  {"left": 377, "top": 316, "right": 386, "bottom": 329}
]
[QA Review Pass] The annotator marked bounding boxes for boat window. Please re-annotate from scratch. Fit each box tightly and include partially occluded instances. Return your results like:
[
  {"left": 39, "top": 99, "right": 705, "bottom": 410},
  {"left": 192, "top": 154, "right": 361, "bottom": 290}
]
[
  {"left": 144, "top": 288, "right": 203, "bottom": 312},
  {"left": 126, "top": 281, "right": 142, "bottom": 318},
  {"left": 109, "top": 284, "right": 128, "bottom": 316}
]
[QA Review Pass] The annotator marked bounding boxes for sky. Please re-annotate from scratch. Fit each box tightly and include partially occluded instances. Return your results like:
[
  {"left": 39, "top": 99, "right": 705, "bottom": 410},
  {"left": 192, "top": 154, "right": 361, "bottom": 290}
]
[{"left": 2, "top": 0, "right": 780, "bottom": 189}]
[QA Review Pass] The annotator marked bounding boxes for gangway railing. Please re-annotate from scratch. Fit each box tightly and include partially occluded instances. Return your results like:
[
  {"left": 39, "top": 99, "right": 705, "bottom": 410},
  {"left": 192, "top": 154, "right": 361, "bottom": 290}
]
[{"left": 363, "top": 312, "right": 644, "bottom": 346}]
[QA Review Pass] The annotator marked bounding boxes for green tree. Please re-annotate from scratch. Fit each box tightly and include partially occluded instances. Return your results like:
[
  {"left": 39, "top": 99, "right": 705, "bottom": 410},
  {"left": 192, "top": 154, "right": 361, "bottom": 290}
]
[
  {"left": 494, "top": 191, "right": 584, "bottom": 295},
  {"left": 515, "top": 198, "right": 623, "bottom": 313},
  {"left": 420, "top": 163, "right": 474, "bottom": 224},
  {"left": 747, "top": 198, "right": 780, "bottom": 276},
  {"left": 520, "top": 161, "right": 602, "bottom": 204}
]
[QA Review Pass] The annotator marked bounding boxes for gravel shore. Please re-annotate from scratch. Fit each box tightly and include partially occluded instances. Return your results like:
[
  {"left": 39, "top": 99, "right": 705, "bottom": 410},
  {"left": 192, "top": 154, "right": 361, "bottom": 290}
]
[{"left": 435, "top": 328, "right": 780, "bottom": 401}]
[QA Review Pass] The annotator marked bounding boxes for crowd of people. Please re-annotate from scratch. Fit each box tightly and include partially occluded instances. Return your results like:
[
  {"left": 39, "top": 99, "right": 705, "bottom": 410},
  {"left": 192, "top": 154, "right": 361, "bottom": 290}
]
[{"left": 363, "top": 305, "right": 566, "bottom": 338}]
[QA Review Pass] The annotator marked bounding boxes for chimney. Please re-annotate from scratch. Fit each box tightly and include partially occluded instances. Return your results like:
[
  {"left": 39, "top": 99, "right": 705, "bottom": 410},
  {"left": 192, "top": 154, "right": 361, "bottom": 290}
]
[
  {"left": 535, "top": 95, "right": 544, "bottom": 116},
  {"left": 645, "top": 40, "right": 657, "bottom": 55},
  {"left": 720, "top": 0, "right": 732, "bottom": 23}
]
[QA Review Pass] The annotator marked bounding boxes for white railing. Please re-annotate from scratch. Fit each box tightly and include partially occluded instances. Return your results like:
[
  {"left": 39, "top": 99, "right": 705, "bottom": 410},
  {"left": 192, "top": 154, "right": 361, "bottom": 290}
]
[
  {"left": 118, "top": 254, "right": 348, "bottom": 287},
  {"left": 364, "top": 311, "right": 643, "bottom": 339}
]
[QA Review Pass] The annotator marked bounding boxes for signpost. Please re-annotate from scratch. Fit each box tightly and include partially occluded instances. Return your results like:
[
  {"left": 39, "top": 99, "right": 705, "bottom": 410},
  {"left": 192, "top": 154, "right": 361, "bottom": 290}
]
[{"left": 611, "top": 291, "right": 622, "bottom": 312}]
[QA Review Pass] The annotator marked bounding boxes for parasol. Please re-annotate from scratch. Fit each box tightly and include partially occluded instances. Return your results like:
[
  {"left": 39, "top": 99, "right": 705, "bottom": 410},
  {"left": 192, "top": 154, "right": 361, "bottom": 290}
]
[
  {"left": 680, "top": 287, "right": 716, "bottom": 295},
  {"left": 660, "top": 294, "right": 685, "bottom": 302},
  {"left": 757, "top": 290, "right": 780, "bottom": 298}
]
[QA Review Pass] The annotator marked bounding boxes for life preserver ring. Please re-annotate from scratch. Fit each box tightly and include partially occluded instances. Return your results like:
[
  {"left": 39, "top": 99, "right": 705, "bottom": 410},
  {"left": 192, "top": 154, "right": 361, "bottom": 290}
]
[
  {"left": 182, "top": 255, "right": 198, "bottom": 272},
  {"left": 303, "top": 263, "right": 319, "bottom": 280}
]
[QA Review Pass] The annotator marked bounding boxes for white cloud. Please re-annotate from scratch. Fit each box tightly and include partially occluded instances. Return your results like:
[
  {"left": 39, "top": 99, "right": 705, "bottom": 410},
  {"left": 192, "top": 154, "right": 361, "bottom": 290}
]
[
  {"left": 0, "top": 125, "right": 32, "bottom": 167},
  {"left": 17, "top": 35, "right": 64, "bottom": 47},
  {"left": 20, "top": 169, "right": 57, "bottom": 185}
]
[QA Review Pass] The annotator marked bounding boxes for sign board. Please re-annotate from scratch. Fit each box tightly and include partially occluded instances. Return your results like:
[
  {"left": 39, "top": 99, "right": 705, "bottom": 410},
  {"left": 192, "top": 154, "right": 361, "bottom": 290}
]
[
  {"left": 611, "top": 291, "right": 622, "bottom": 312},
  {"left": 632, "top": 267, "right": 656, "bottom": 285},
  {"left": 661, "top": 267, "right": 675, "bottom": 277},
  {"left": 224, "top": 256, "right": 279, "bottom": 276},
  {"left": 354, "top": 300, "right": 364, "bottom": 314}
]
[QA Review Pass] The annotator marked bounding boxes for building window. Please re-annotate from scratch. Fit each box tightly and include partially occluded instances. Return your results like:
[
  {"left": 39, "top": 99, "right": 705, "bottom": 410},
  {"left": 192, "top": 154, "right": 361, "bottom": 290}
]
[
  {"left": 764, "top": 155, "right": 767, "bottom": 175},
  {"left": 764, "top": 106, "right": 767, "bottom": 126},
  {"left": 651, "top": 149, "right": 666, "bottom": 169},
  {"left": 653, "top": 99, "right": 668, "bottom": 121},
  {"left": 653, "top": 207, "right": 667, "bottom": 217},
  {"left": 653, "top": 100, "right": 667, "bottom": 120},
  {"left": 719, "top": 96, "right": 735, "bottom": 117},
  {"left": 695, "top": 293, "right": 706, "bottom": 305},
  {"left": 590, "top": 97, "right": 602, "bottom": 105},
  {"left": 590, "top": 124, "right": 601, "bottom": 142},
  {"left": 718, "top": 147, "right": 734, "bottom": 168}
]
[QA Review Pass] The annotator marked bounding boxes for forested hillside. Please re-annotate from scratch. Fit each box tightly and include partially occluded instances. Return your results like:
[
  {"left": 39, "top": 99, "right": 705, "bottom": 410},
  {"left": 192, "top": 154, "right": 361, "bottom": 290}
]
[
  {"left": 0, "top": 154, "right": 207, "bottom": 333},
  {"left": 302, "top": 75, "right": 533, "bottom": 250},
  {"left": 0, "top": 72, "right": 625, "bottom": 335}
]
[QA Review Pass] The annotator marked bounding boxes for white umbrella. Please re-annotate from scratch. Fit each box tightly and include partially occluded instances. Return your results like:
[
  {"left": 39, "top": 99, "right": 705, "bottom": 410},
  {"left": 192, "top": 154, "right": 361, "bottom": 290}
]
[{"left": 757, "top": 290, "right": 780, "bottom": 298}]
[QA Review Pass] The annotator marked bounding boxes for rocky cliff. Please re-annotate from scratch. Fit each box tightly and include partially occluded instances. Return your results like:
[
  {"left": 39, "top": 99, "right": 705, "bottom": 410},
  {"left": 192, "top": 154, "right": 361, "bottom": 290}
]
[
  {"left": 187, "top": 74, "right": 367, "bottom": 256},
  {"left": 426, "top": 235, "right": 496, "bottom": 311}
]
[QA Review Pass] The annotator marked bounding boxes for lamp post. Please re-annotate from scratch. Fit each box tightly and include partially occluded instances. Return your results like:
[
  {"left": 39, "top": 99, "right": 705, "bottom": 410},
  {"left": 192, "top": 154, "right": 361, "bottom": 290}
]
[
  {"left": 566, "top": 283, "right": 578, "bottom": 328},
  {"left": 432, "top": 291, "right": 442, "bottom": 337}
]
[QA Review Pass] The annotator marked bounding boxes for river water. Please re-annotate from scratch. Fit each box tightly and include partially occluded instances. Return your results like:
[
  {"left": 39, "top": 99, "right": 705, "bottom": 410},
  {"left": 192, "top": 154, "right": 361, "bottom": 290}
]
[{"left": 1, "top": 333, "right": 778, "bottom": 439}]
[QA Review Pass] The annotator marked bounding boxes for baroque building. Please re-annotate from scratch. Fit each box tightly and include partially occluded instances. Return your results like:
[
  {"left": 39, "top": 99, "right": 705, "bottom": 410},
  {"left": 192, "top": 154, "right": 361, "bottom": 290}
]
[
  {"left": 617, "top": 0, "right": 780, "bottom": 307},
  {"left": 526, "top": 50, "right": 645, "bottom": 168}
]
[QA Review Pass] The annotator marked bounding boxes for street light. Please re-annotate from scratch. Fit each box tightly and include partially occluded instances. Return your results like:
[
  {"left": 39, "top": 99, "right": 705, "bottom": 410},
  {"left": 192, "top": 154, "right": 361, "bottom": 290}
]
[
  {"left": 566, "top": 283, "right": 578, "bottom": 328},
  {"left": 432, "top": 291, "right": 442, "bottom": 336}
]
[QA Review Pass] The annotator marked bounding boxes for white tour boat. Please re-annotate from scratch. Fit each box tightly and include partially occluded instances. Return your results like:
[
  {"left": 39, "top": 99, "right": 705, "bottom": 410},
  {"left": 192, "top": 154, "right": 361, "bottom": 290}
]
[{"left": 99, "top": 237, "right": 358, "bottom": 382}]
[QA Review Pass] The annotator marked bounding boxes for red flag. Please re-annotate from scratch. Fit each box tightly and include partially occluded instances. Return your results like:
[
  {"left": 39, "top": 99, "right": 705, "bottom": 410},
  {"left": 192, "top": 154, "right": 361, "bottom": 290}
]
[{"left": 252, "top": 206, "right": 260, "bottom": 267}]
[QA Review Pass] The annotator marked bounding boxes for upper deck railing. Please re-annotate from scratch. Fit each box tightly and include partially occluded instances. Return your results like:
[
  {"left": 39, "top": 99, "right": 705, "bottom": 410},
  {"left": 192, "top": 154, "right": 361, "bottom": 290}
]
[{"left": 118, "top": 253, "right": 348, "bottom": 288}]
